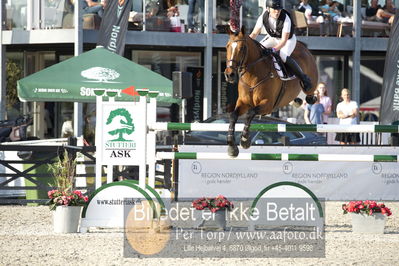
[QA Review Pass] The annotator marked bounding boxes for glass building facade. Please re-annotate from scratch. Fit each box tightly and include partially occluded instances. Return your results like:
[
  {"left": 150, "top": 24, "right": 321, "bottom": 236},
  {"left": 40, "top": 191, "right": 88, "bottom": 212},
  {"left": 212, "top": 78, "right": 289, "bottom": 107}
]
[{"left": 1, "top": 0, "right": 393, "bottom": 139}]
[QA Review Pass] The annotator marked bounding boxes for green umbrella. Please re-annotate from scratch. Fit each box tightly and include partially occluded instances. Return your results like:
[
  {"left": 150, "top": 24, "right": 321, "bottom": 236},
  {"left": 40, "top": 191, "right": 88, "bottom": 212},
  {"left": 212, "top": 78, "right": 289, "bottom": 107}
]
[{"left": 17, "top": 47, "right": 179, "bottom": 105}]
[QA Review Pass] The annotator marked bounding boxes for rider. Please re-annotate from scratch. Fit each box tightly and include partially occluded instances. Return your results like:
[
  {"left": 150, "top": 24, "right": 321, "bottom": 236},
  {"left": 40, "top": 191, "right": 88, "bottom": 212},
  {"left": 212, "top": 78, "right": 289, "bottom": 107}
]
[{"left": 249, "top": 0, "right": 312, "bottom": 92}]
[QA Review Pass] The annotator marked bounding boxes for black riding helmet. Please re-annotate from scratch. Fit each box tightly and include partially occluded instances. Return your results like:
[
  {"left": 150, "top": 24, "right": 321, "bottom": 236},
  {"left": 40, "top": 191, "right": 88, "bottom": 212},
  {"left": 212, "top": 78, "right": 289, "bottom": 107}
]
[{"left": 266, "top": 0, "right": 283, "bottom": 10}]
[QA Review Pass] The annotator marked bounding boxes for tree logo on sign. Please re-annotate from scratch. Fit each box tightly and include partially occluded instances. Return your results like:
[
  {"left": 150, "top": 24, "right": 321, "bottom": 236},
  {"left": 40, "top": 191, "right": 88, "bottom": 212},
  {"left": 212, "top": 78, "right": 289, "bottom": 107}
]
[{"left": 106, "top": 108, "right": 135, "bottom": 141}]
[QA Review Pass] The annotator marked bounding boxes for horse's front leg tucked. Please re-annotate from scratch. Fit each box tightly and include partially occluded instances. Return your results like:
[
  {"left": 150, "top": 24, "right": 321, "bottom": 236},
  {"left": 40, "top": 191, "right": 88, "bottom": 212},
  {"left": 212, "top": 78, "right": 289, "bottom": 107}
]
[
  {"left": 227, "top": 109, "right": 239, "bottom": 157},
  {"left": 241, "top": 106, "right": 260, "bottom": 149}
]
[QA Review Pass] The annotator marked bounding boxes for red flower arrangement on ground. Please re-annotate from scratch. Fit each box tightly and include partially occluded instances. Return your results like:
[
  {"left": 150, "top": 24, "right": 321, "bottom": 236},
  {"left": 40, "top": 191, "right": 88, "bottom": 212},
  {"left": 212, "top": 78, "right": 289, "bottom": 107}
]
[
  {"left": 342, "top": 200, "right": 392, "bottom": 216},
  {"left": 192, "top": 195, "right": 234, "bottom": 213},
  {"left": 47, "top": 190, "right": 89, "bottom": 211}
]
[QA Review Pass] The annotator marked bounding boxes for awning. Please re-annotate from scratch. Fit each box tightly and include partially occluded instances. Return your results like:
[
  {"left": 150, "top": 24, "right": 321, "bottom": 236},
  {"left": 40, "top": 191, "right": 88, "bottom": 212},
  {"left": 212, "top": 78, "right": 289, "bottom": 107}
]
[{"left": 17, "top": 47, "right": 179, "bottom": 105}]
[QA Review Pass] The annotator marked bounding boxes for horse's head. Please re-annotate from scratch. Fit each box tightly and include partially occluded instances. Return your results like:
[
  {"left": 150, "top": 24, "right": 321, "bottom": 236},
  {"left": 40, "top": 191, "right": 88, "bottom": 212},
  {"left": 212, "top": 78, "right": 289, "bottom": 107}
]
[{"left": 224, "top": 27, "right": 248, "bottom": 84}]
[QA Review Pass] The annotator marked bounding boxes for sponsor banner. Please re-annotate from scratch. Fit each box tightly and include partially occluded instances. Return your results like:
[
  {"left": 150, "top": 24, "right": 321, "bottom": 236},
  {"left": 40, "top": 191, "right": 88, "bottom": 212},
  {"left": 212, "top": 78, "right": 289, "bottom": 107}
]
[
  {"left": 186, "top": 67, "right": 204, "bottom": 123},
  {"left": 100, "top": 102, "right": 145, "bottom": 165},
  {"left": 97, "top": 0, "right": 132, "bottom": 55},
  {"left": 178, "top": 146, "right": 399, "bottom": 200},
  {"left": 380, "top": 10, "right": 399, "bottom": 125}
]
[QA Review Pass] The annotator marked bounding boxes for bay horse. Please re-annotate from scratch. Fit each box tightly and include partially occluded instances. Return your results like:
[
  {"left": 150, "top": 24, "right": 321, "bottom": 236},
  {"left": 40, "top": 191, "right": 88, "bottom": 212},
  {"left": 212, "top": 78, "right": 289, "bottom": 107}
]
[{"left": 224, "top": 28, "right": 318, "bottom": 157}]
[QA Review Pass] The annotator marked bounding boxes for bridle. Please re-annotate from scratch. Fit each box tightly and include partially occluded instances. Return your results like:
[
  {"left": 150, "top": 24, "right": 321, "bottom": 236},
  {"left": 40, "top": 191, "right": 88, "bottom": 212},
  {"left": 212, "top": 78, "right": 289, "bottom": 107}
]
[
  {"left": 225, "top": 38, "right": 248, "bottom": 77},
  {"left": 225, "top": 36, "right": 275, "bottom": 91}
]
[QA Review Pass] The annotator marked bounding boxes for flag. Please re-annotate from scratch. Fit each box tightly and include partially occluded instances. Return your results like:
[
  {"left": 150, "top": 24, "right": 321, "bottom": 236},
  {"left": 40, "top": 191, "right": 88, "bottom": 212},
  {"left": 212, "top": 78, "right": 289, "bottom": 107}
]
[
  {"left": 380, "top": 10, "right": 399, "bottom": 125},
  {"left": 122, "top": 86, "right": 140, "bottom": 97},
  {"left": 97, "top": 0, "right": 132, "bottom": 55}
]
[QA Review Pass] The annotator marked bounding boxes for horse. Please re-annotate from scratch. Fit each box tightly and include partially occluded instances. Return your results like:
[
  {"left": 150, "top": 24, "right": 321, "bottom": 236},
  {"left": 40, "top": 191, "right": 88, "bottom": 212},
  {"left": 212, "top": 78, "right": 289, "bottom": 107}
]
[{"left": 224, "top": 27, "right": 318, "bottom": 157}]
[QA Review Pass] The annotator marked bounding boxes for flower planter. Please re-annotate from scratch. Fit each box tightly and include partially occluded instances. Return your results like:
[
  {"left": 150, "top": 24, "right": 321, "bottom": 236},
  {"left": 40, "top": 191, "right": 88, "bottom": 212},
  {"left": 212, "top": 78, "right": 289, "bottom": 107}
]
[
  {"left": 194, "top": 209, "right": 226, "bottom": 230},
  {"left": 350, "top": 213, "right": 386, "bottom": 234},
  {"left": 53, "top": 206, "right": 83, "bottom": 233}
]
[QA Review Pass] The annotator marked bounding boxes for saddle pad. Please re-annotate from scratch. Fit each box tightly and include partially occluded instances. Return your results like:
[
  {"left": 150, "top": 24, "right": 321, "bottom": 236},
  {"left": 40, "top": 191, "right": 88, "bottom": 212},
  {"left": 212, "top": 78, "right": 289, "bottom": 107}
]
[{"left": 272, "top": 56, "right": 296, "bottom": 81}]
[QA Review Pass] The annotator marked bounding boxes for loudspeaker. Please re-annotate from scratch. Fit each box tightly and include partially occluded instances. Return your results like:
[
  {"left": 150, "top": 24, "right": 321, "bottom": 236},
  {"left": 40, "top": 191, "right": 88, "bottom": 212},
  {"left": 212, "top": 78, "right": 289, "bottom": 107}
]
[{"left": 173, "top": 71, "right": 193, "bottom": 99}]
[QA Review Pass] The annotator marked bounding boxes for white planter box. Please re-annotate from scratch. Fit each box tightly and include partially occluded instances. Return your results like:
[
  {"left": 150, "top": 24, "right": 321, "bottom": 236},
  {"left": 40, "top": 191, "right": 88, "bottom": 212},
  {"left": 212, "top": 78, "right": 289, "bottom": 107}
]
[
  {"left": 194, "top": 209, "right": 226, "bottom": 230},
  {"left": 53, "top": 206, "right": 83, "bottom": 233},
  {"left": 350, "top": 213, "right": 386, "bottom": 234}
]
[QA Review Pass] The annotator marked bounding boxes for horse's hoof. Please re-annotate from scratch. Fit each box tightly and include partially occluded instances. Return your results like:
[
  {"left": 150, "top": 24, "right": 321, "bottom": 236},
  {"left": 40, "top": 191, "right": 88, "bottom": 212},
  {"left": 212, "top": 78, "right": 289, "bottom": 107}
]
[
  {"left": 305, "top": 95, "right": 317, "bottom": 105},
  {"left": 228, "top": 145, "right": 239, "bottom": 158},
  {"left": 240, "top": 137, "right": 251, "bottom": 149}
]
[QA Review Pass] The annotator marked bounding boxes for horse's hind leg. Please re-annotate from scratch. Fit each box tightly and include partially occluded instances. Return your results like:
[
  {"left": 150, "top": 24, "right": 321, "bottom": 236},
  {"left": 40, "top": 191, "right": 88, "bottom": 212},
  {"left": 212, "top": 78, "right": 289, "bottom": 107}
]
[
  {"left": 241, "top": 106, "right": 260, "bottom": 149},
  {"left": 227, "top": 108, "right": 240, "bottom": 157}
]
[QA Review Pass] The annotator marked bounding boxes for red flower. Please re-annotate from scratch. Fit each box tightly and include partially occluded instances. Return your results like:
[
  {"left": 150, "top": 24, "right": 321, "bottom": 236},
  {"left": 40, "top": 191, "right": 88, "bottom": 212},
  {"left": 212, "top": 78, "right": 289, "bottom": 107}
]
[
  {"left": 342, "top": 200, "right": 393, "bottom": 217},
  {"left": 192, "top": 196, "right": 233, "bottom": 213},
  {"left": 47, "top": 189, "right": 89, "bottom": 211}
]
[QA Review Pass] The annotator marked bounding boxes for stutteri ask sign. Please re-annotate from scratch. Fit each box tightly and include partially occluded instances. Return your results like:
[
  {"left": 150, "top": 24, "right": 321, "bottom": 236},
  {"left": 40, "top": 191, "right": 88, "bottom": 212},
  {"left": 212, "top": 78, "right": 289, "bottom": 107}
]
[{"left": 100, "top": 102, "right": 145, "bottom": 165}]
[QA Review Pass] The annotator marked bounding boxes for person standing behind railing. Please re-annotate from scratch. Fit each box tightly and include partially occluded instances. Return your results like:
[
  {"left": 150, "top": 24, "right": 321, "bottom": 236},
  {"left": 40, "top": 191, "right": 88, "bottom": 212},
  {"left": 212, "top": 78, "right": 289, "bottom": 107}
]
[
  {"left": 335, "top": 88, "right": 360, "bottom": 145},
  {"left": 187, "top": 0, "right": 204, "bottom": 33},
  {"left": 304, "top": 90, "right": 324, "bottom": 125},
  {"left": 316, "top": 82, "right": 332, "bottom": 124}
]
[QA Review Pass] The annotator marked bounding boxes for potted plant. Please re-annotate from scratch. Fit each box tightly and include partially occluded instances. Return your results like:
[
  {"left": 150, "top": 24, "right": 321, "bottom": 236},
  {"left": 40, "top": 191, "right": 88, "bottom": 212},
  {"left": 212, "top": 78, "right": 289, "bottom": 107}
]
[
  {"left": 192, "top": 195, "right": 234, "bottom": 230},
  {"left": 47, "top": 150, "right": 89, "bottom": 233},
  {"left": 342, "top": 200, "right": 392, "bottom": 234}
]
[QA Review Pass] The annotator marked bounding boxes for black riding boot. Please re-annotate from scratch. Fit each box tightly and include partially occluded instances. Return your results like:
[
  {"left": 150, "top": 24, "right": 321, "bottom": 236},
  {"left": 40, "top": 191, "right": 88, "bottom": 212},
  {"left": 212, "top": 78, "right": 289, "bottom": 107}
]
[{"left": 285, "top": 56, "right": 312, "bottom": 93}]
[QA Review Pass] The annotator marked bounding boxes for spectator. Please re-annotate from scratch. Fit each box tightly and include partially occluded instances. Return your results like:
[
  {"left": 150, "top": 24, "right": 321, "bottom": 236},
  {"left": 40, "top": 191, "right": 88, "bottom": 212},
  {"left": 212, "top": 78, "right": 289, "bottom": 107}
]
[
  {"left": 366, "top": 0, "right": 394, "bottom": 24},
  {"left": 298, "top": 0, "right": 325, "bottom": 24},
  {"left": 0, "top": 127, "right": 21, "bottom": 142},
  {"left": 383, "top": 0, "right": 396, "bottom": 14},
  {"left": 320, "top": 0, "right": 344, "bottom": 22},
  {"left": 187, "top": 0, "right": 204, "bottom": 33},
  {"left": 335, "top": 88, "right": 360, "bottom": 145},
  {"left": 298, "top": 0, "right": 327, "bottom": 35},
  {"left": 304, "top": 90, "right": 324, "bottom": 124},
  {"left": 82, "top": 0, "right": 105, "bottom": 18},
  {"left": 316, "top": 82, "right": 332, "bottom": 124},
  {"left": 158, "top": 0, "right": 179, "bottom": 17},
  {"left": 61, "top": 114, "right": 74, "bottom": 138}
]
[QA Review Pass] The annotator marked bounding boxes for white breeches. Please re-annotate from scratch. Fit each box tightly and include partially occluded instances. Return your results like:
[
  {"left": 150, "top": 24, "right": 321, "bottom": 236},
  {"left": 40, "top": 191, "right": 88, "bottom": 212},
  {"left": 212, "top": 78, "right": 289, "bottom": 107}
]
[{"left": 259, "top": 34, "right": 297, "bottom": 62}]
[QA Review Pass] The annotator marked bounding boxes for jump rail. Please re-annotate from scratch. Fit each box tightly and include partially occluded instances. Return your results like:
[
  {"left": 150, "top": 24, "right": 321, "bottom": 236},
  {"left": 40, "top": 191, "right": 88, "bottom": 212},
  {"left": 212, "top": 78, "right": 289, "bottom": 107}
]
[
  {"left": 150, "top": 123, "right": 399, "bottom": 133},
  {"left": 156, "top": 152, "right": 398, "bottom": 162}
]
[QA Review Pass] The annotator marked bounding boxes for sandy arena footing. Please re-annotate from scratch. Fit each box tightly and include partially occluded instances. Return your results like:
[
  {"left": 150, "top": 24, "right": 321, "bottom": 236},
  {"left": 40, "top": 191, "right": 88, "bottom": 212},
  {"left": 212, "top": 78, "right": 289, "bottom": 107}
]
[{"left": 1, "top": 202, "right": 398, "bottom": 265}]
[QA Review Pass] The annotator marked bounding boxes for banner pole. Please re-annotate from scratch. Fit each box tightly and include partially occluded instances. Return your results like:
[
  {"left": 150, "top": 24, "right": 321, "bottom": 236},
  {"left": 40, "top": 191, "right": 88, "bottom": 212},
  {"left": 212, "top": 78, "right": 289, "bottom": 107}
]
[
  {"left": 138, "top": 90, "right": 148, "bottom": 189},
  {"left": 95, "top": 94, "right": 104, "bottom": 189}
]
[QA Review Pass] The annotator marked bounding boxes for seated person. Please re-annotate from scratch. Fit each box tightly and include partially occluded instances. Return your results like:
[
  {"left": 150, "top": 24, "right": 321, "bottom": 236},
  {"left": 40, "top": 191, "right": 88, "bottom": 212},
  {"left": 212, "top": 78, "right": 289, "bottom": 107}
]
[
  {"left": 383, "top": 0, "right": 396, "bottom": 14},
  {"left": 366, "top": 0, "right": 394, "bottom": 24},
  {"left": 160, "top": 0, "right": 179, "bottom": 18},
  {"left": 82, "top": 0, "right": 105, "bottom": 18},
  {"left": 320, "top": 0, "right": 343, "bottom": 22},
  {"left": 130, "top": 0, "right": 179, "bottom": 22},
  {"left": 298, "top": 0, "right": 325, "bottom": 25}
]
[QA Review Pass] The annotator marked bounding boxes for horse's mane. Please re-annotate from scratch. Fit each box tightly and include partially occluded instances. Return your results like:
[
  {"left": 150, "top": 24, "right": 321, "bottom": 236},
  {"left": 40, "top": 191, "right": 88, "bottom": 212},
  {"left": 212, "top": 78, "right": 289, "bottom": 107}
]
[{"left": 247, "top": 36, "right": 273, "bottom": 56}]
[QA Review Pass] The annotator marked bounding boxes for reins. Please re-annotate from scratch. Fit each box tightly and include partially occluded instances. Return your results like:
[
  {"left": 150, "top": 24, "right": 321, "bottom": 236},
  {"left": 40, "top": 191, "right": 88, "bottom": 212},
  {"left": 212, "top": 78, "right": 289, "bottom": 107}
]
[
  {"left": 234, "top": 37, "right": 275, "bottom": 92},
  {"left": 227, "top": 35, "right": 287, "bottom": 108}
]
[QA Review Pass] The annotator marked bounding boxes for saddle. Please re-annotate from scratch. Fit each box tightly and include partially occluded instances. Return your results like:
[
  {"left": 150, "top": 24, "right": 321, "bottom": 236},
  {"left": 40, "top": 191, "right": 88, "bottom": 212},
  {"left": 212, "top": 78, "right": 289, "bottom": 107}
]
[
  {"left": 261, "top": 47, "right": 296, "bottom": 81},
  {"left": 271, "top": 53, "right": 296, "bottom": 81}
]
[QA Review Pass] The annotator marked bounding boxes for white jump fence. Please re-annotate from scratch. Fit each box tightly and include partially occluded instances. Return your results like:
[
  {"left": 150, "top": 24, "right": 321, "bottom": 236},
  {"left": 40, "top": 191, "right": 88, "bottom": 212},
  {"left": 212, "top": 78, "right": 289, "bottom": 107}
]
[{"left": 95, "top": 90, "right": 399, "bottom": 190}]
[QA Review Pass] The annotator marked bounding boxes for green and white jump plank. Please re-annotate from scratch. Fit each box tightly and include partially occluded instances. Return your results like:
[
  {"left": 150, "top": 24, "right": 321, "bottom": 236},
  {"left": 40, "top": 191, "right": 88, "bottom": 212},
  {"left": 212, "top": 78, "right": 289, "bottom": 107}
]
[
  {"left": 156, "top": 152, "right": 398, "bottom": 162},
  {"left": 150, "top": 123, "right": 399, "bottom": 133}
]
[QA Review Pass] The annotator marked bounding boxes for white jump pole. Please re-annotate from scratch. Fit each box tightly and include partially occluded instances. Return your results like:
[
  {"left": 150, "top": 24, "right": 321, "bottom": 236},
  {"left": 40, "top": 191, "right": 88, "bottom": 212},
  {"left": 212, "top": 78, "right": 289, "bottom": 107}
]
[
  {"left": 137, "top": 89, "right": 148, "bottom": 190},
  {"left": 95, "top": 93, "right": 103, "bottom": 189}
]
